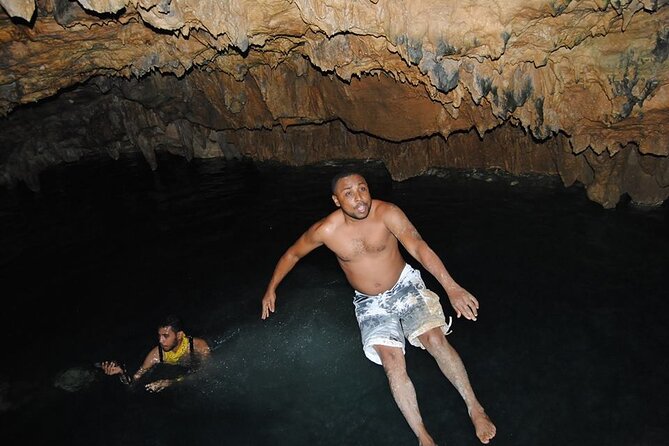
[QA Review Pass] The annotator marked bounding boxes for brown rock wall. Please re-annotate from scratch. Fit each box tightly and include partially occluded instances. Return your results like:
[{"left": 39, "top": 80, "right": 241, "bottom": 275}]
[{"left": 0, "top": 0, "right": 668, "bottom": 207}]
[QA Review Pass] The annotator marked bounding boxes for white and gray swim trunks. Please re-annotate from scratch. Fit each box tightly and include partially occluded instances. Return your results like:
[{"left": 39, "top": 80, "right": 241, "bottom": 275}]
[{"left": 353, "top": 263, "right": 453, "bottom": 365}]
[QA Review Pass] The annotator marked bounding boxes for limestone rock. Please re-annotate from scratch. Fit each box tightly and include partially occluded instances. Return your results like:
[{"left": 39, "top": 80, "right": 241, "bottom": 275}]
[
  {"left": 0, "top": 0, "right": 668, "bottom": 207},
  {"left": 0, "top": 0, "right": 35, "bottom": 22}
]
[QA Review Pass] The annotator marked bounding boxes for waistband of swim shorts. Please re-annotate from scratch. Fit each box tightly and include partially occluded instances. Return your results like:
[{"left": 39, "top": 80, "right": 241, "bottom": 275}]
[{"left": 354, "top": 263, "right": 415, "bottom": 299}]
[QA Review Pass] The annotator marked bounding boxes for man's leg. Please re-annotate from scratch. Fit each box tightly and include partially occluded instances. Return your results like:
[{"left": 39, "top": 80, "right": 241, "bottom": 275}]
[
  {"left": 374, "top": 344, "right": 436, "bottom": 446},
  {"left": 418, "top": 328, "right": 496, "bottom": 444}
]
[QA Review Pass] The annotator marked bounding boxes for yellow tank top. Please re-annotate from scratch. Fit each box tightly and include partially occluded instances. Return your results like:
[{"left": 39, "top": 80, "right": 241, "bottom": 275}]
[{"left": 162, "top": 334, "right": 191, "bottom": 365}]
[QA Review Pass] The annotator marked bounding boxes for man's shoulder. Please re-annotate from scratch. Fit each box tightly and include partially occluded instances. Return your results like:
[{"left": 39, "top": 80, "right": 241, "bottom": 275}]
[
  {"left": 317, "top": 209, "right": 344, "bottom": 230},
  {"left": 193, "top": 336, "right": 208, "bottom": 346},
  {"left": 372, "top": 199, "right": 402, "bottom": 214},
  {"left": 372, "top": 198, "right": 394, "bottom": 207},
  {"left": 192, "top": 337, "right": 211, "bottom": 352},
  {"left": 146, "top": 345, "right": 161, "bottom": 362}
]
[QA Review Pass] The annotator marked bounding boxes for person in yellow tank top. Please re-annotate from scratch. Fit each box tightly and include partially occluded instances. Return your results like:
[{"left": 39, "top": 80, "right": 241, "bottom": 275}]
[{"left": 100, "top": 315, "right": 211, "bottom": 393}]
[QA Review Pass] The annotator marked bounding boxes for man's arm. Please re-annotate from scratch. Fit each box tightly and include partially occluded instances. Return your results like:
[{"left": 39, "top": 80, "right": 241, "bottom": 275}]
[
  {"left": 100, "top": 361, "right": 132, "bottom": 384},
  {"left": 261, "top": 220, "right": 326, "bottom": 319},
  {"left": 144, "top": 339, "right": 211, "bottom": 393},
  {"left": 133, "top": 346, "right": 160, "bottom": 382},
  {"left": 100, "top": 346, "right": 160, "bottom": 386},
  {"left": 384, "top": 203, "right": 480, "bottom": 321}
]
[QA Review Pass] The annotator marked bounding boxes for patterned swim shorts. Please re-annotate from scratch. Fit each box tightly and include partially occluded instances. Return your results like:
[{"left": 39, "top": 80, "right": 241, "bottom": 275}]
[{"left": 353, "top": 263, "right": 452, "bottom": 365}]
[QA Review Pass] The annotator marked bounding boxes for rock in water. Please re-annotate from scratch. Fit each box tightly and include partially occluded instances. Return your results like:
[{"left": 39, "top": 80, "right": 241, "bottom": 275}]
[{"left": 53, "top": 367, "right": 97, "bottom": 392}]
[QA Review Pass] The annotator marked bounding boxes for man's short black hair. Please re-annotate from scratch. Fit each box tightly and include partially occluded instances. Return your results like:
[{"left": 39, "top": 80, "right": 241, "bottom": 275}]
[
  {"left": 331, "top": 170, "right": 365, "bottom": 193},
  {"left": 159, "top": 315, "right": 183, "bottom": 333}
]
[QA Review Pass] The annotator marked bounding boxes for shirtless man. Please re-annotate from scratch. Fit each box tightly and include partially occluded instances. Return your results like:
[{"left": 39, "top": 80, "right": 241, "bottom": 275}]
[
  {"left": 100, "top": 315, "right": 211, "bottom": 392},
  {"left": 261, "top": 171, "right": 496, "bottom": 445}
]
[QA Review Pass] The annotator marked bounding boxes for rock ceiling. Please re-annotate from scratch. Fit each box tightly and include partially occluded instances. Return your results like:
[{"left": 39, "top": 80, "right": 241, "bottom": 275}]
[{"left": 1, "top": 0, "right": 668, "bottom": 207}]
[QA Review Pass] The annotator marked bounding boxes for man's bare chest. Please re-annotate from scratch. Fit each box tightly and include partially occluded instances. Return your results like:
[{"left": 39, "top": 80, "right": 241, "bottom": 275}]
[{"left": 328, "top": 227, "right": 395, "bottom": 262}]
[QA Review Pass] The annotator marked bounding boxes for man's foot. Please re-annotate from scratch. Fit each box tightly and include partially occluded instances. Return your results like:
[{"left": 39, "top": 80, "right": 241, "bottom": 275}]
[
  {"left": 470, "top": 408, "right": 496, "bottom": 444},
  {"left": 418, "top": 433, "right": 437, "bottom": 446}
]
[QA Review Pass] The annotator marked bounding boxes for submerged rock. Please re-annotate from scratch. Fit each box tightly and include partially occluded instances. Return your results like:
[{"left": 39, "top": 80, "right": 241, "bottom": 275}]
[{"left": 53, "top": 367, "right": 98, "bottom": 393}]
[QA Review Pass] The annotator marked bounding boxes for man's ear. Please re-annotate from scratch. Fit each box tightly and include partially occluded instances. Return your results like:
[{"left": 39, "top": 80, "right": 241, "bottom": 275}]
[{"left": 332, "top": 194, "right": 341, "bottom": 207}]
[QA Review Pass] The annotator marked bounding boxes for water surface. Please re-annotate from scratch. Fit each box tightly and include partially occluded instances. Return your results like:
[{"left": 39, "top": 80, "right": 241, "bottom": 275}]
[{"left": 0, "top": 153, "right": 667, "bottom": 446}]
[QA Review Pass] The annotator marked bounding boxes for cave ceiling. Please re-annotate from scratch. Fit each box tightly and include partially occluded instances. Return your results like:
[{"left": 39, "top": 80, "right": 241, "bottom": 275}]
[{"left": 1, "top": 0, "right": 668, "bottom": 207}]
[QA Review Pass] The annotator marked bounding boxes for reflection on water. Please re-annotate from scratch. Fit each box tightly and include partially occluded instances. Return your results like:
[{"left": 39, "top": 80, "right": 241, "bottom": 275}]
[{"left": 0, "top": 153, "right": 667, "bottom": 446}]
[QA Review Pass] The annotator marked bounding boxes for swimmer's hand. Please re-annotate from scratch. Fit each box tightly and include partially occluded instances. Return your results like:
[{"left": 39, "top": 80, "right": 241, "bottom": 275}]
[
  {"left": 261, "top": 290, "right": 276, "bottom": 320},
  {"left": 145, "top": 379, "right": 172, "bottom": 393},
  {"left": 98, "top": 361, "right": 133, "bottom": 385},
  {"left": 99, "top": 361, "right": 123, "bottom": 376},
  {"left": 448, "top": 287, "right": 479, "bottom": 321}
]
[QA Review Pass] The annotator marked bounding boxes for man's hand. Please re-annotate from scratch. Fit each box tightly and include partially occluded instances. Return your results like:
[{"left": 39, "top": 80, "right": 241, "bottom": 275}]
[
  {"left": 448, "top": 287, "right": 479, "bottom": 321},
  {"left": 145, "top": 379, "right": 171, "bottom": 393},
  {"left": 100, "top": 361, "right": 123, "bottom": 376},
  {"left": 261, "top": 290, "right": 276, "bottom": 319}
]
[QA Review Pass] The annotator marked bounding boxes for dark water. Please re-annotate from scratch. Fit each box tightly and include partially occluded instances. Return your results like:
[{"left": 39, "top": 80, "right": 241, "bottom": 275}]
[{"left": 0, "top": 153, "right": 667, "bottom": 446}]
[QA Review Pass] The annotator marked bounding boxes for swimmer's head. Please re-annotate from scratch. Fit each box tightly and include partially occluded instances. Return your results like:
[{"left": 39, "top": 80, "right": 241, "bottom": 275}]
[{"left": 157, "top": 315, "right": 184, "bottom": 352}]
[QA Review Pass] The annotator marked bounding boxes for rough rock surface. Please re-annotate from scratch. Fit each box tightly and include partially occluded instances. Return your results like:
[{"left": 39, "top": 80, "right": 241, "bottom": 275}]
[{"left": 1, "top": 0, "right": 668, "bottom": 207}]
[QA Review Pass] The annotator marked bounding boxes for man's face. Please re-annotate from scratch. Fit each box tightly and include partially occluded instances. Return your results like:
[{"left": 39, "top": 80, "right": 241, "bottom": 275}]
[
  {"left": 158, "top": 326, "right": 181, "bottom": 352},
  {"left": 332, "top": 174, "right": 372, "bottom": 220}
]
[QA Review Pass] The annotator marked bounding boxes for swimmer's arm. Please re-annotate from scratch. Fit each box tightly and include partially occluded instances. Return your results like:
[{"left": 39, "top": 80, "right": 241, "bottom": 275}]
[
  {"left": 99, "top": 361, "right": 135, "bottom": 385},
  {"left": 133, "top": 346, "right": 160, "bottom": 382},
  {"left": 261, "top": 220, "right": 326, "bottom": 319},
  {"left": 146, "top": 339, "right": 209, "bottom": 392},
  {"left": 385, "top": 204, "right": 479, "bottom": 321}
]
